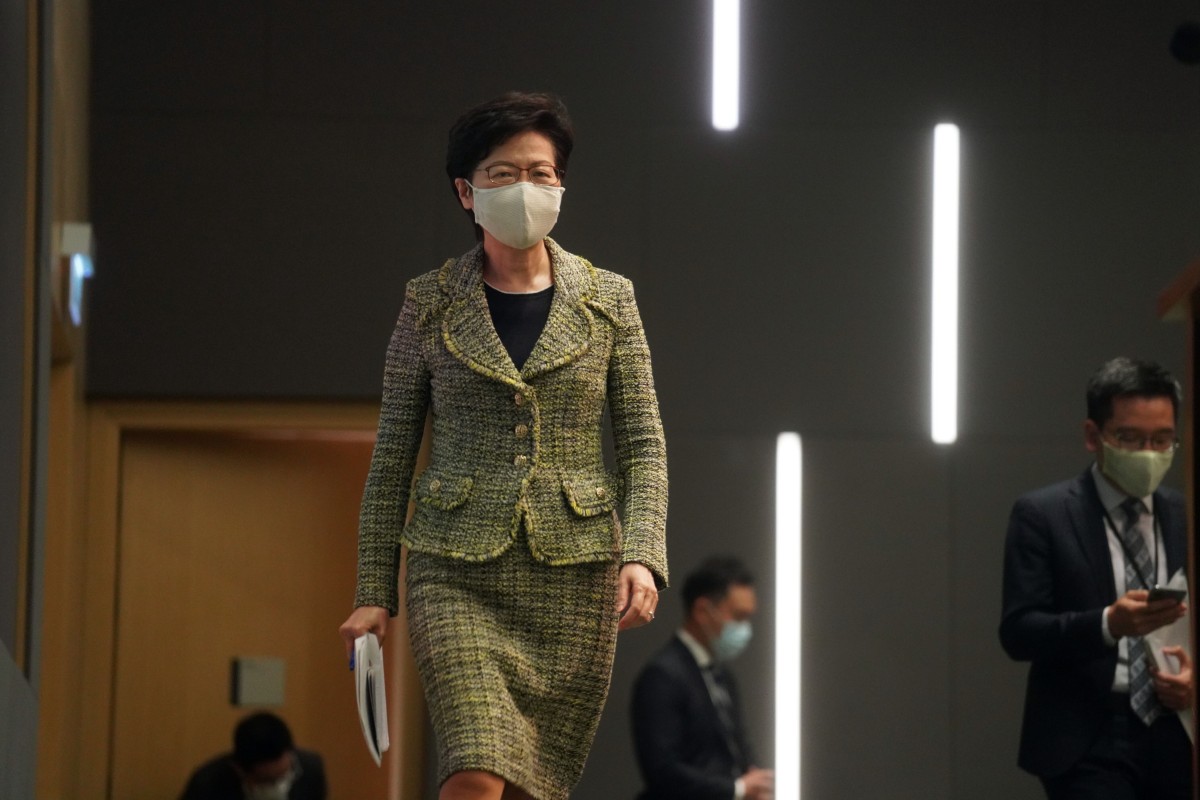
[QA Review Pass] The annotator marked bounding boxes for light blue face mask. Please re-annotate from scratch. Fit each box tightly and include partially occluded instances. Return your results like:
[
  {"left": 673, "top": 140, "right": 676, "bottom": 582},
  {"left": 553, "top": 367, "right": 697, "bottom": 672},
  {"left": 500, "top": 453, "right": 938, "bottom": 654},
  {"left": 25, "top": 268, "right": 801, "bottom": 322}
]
[{"left": 712, "top": 620, "right": 753, "bottom": 662}]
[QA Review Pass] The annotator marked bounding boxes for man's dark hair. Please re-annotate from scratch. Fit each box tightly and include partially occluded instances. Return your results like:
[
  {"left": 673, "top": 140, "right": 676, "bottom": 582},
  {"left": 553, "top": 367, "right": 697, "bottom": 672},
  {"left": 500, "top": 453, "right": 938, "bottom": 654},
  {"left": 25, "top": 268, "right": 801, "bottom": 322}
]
[
  {"left": 233, "top": 712, "right": 294, "bottom": 769},
  {"left": 445, "top": 91, "right": 574, "bottom": 239},
  {"left": 1086, "top": 357, "right": 1182, "bottom": 427},
  {"left": 682, "top": 556, "right": 754, "bottom": 613}
]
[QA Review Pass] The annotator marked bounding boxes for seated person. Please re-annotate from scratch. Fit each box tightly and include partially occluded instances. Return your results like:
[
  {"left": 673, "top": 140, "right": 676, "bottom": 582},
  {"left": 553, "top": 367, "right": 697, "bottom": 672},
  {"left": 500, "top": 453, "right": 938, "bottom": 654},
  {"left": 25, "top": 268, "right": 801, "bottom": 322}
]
[{"left": 180, "top": 711, "right": 326, "bottom": 800}]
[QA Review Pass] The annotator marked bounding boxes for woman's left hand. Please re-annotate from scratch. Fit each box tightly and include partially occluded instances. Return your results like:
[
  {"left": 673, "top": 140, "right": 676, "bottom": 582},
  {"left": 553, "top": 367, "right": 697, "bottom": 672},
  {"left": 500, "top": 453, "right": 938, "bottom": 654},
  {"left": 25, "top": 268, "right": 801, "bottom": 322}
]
[{"left": 616, "top": 562, "right": 658, "bottom": 630}]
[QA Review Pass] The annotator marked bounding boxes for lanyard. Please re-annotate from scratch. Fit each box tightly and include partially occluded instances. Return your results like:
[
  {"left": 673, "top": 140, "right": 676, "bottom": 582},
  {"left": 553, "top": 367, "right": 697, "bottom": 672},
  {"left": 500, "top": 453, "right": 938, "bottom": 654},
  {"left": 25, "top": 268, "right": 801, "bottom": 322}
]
[{"left": 1102, "top": 503, "right": 1160, "bottom": 590}]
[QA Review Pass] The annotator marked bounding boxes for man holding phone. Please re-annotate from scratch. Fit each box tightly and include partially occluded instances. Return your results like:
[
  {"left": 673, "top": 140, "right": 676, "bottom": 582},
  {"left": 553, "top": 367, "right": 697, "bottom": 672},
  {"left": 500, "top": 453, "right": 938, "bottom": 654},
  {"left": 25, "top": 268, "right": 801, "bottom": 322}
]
[{"left": 999, "top": 356, "right": 1194, "bottom": 799}]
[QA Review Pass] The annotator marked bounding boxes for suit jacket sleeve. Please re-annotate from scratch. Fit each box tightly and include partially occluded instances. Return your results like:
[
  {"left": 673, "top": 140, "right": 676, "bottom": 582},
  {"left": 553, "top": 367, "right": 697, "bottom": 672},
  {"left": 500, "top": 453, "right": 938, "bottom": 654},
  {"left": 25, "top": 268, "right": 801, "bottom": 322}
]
[
  {"left": 632, "top": 662, "right": 736, "bottom": 800},
  {"left": 998, "top": 494, "right": 1110, "bottom": 663},
  {"left": 296, "top": 749, "right": 327, "bottom": 800},
  {"left": 354, "top": 280, "right": 432, "bottom": 613},
  {"left": 178, "top": 757, "right": 238, "bottom": 800},
  {"left": 605, "top": 278, "right": 668, "bottom": 588}
]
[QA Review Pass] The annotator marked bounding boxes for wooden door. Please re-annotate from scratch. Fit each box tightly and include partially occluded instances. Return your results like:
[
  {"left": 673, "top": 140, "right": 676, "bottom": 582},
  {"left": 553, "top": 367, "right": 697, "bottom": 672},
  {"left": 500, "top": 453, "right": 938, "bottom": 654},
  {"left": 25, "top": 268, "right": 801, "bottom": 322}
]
[{"left": 108, "top": 430, "right": 394, "bottom": 798}]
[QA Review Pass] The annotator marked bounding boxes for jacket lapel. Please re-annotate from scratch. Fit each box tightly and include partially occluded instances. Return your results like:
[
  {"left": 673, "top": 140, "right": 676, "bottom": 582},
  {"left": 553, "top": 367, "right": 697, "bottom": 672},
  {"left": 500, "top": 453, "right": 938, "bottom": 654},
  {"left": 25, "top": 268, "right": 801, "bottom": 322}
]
[
  {"left": 520, "top": 240, "right": 595, "bottom": 380},
  {"left": 439, "top": 245, "right": 523, "bottom": 387},
  {"left": 439, "top": 238, "right": 598, "bottom": 385},
  {"left": 1154, "top": 489, "right": 1187, "bottom": 577},
  {"left": 1066, "top": 470, "right": 1118, "bottom": 602}
]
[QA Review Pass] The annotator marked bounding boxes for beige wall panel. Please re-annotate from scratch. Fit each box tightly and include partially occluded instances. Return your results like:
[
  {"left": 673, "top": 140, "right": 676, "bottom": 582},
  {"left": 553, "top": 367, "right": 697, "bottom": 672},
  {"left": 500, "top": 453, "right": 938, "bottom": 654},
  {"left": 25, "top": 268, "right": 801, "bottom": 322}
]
[
  {"left": 35, "top": 364, "right": 88, "bottom": 799},
  {"left": 110, "top": 432, "right": 386, "bottom": 799}
]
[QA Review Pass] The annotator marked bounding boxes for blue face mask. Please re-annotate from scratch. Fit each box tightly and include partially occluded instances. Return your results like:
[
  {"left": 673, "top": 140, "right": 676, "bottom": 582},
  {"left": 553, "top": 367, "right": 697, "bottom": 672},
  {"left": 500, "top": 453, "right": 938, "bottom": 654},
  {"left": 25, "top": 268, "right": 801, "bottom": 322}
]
[{"left": 712, "top": 620, "right": 753, "bottom": 662}]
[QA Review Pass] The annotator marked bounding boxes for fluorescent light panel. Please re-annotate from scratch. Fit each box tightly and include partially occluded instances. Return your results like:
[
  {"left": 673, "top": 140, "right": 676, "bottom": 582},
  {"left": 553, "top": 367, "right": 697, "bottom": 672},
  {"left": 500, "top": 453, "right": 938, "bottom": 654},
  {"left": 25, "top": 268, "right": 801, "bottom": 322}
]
[
  {"left": 931, "top": 123, "right": 960, "bottom": 444},
  {"left": 775, "top": 432, "right": 802, "bottom": 798},
  {"left": 68, "top": 253, "right": 93, "bottom": 326},
  {"left": 712, "top": 0, "right": 740, "bottom": 130}
]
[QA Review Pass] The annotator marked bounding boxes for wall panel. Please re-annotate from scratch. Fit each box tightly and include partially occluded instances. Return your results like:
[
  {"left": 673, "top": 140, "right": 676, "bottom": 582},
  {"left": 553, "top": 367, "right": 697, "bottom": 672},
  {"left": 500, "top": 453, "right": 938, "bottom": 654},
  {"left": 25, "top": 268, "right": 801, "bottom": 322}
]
[
  {"left": 110, "top": 433, "right": 383, "bottom": 798},
  {"left": 82, "top": 3, "right": 1200, "bottom": 798}
]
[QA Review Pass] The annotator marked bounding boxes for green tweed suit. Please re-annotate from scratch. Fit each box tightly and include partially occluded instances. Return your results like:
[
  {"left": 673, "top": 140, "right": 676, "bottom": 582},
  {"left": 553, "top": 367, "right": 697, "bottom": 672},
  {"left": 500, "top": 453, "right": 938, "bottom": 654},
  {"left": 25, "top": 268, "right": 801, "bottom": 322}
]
[{"left": 354, "top": 237, "right": 668, "bottom": 612}]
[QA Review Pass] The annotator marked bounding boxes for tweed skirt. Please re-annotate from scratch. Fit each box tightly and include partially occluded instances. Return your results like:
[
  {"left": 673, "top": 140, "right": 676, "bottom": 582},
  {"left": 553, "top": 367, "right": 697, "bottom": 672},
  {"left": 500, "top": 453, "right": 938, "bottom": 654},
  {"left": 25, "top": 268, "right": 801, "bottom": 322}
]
[{"left": 404, "top": 533, "right": 620, "bottom": 800}]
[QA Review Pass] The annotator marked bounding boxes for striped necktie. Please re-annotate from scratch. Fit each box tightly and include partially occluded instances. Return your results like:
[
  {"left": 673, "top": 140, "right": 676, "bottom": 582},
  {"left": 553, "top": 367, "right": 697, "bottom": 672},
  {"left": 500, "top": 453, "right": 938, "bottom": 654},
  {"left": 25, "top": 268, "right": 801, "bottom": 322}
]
[
  {"left": 1119, "top": 498, "right": 1162, "bottom": 726},
  {"left": 702, "top": 665, "right": 747, "bottom": 773}
]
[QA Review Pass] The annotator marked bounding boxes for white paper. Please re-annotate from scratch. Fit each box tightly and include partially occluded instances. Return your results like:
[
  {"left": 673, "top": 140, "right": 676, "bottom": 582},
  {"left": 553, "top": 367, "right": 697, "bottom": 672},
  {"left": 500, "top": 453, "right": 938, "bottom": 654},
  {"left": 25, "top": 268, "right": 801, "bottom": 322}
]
[
  {"left": 1144, "top": 570, "right": 1194, "bottom": 743},
  {"left": 354, "top": 632, "right": 390, "bottom": 765}
]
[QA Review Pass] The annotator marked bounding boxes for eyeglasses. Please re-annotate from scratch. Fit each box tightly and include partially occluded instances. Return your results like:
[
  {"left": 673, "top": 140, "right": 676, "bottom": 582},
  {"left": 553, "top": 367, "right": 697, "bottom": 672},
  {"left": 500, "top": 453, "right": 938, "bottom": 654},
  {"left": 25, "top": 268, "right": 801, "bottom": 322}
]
[
  {"left": 1104, "top": 431, "right": 1180, "bottom": 452},
  {"left": 474, "top": 162, "right": 564, "bottom": 187}
]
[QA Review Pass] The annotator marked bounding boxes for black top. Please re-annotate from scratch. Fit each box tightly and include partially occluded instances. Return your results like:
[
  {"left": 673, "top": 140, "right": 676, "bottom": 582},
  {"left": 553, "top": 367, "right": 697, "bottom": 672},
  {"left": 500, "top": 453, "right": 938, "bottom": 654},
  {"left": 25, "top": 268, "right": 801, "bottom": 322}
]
[{"left": 484, "top": 282, "right": 554, "bottom": 370}]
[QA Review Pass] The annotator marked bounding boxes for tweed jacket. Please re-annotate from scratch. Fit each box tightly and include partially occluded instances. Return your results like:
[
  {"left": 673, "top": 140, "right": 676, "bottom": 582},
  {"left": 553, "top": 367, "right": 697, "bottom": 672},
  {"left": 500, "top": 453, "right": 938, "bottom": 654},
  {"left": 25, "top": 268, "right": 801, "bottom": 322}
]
[{"left": 354, "top": 238, "right": 668, "bottom": 614}]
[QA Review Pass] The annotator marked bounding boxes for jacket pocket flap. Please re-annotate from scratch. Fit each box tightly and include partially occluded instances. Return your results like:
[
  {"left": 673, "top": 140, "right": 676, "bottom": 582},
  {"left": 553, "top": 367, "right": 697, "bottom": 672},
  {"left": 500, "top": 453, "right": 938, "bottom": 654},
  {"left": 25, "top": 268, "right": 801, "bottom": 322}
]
[
  {"left": 414, "top": 471, "right": 473, "bottom": 510},
  {"left": 562, "top": 475, "right": 617, "bottom": 517}
]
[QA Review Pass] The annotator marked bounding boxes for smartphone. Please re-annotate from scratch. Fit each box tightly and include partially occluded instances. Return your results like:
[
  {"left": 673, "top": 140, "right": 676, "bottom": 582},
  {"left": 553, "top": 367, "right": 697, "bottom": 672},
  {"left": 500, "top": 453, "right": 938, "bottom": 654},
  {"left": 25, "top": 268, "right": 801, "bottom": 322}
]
[{"left": 1147, "top": 586, "right": 1187, "bottom": 604}]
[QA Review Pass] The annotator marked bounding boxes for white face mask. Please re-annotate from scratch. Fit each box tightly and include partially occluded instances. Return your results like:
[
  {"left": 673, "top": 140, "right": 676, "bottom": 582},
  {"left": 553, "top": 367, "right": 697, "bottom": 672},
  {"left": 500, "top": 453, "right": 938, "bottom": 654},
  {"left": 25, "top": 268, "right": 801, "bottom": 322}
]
[
  {"left": 1100, "top": 441, "right": 1174, "bottom": 498},
  {"left": 469, "top": 181, "right": 564, "bottom": 249},
  {"left": 244, "top": 769, "right": 296, "bottom": 800}
]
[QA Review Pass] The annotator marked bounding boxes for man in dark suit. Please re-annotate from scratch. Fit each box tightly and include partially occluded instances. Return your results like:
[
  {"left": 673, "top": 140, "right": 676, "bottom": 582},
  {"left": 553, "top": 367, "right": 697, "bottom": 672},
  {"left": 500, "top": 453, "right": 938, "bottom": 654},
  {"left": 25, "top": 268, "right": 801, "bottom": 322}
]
[
  {"left": 1000, "top": 356, "right": 1194, "bottom": 799},
  {"left": 180, "top": 711, "right": 327, "bottom": 800},
  {"left": 631, "top": 556, "right": 773, "bottom": 800}
]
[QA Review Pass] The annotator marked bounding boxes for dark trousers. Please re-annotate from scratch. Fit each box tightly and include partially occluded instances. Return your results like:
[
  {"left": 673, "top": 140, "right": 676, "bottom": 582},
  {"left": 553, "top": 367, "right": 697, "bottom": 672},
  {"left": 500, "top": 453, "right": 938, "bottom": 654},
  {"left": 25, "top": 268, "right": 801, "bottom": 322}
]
[{"left": 1041, "top": 700, "right": 1193, "bottom": 800}]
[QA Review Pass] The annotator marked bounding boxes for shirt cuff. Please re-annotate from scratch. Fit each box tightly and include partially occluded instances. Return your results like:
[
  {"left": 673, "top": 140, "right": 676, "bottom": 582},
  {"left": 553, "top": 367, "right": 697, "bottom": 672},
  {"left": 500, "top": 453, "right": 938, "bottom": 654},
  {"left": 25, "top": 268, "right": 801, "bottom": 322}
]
[
  {"left": 1101, "top": 605, "right": 1117, "bottom": 646},
  {"left": 734, "top": 777, "right": 745, "bottom": 800}
]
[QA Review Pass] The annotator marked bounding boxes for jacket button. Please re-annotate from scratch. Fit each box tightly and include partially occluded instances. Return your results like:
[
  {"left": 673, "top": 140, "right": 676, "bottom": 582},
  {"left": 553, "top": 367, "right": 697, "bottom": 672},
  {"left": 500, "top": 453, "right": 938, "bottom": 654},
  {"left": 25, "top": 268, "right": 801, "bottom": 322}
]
[
  {"left": 429, "top": 479, "right": 441, "bottom": 493},
  {"left": 514, "top": 423, "right": 529, "bottom": 439},
  {"left": 513, "top": 454, "right": 529, "bottom": 467},
  {"left": 514, "top": 392, "right": 525, "bottom": 406}
]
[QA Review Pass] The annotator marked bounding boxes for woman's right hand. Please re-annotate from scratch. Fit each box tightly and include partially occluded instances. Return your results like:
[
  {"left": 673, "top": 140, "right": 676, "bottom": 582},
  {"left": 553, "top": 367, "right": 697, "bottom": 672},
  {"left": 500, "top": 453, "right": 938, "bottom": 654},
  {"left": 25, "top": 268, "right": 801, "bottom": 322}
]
[{"left": 338, "top": 605, "right": 390, "bottom": 659}]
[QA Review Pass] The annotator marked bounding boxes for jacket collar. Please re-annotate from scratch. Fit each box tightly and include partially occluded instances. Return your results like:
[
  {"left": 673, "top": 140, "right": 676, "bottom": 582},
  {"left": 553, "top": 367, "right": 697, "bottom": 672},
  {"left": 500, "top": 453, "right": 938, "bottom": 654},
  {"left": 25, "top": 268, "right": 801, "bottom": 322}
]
[
  {"left": 1067, "top": 468, "right": 1187, "bottom": 596},
  {"left": 439, "top": 238, "right": 596, "bottom": 386},
  {"left": 1066, "top": 469, "right": 1117, "bottom": 600},
  {"left": 1157, "top": 491, "right": 1186, "bottom": 574},
  {"left": 677, "top": 628, "right": 714, "bottom": 670}
]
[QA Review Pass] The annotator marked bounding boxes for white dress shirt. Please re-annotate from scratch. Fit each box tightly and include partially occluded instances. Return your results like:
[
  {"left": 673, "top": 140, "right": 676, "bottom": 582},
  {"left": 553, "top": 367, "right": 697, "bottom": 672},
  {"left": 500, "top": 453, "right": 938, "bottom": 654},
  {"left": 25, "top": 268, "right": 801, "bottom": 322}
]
[{"left": 1094, "top": 464, "right": 1168, "bottom": 692}]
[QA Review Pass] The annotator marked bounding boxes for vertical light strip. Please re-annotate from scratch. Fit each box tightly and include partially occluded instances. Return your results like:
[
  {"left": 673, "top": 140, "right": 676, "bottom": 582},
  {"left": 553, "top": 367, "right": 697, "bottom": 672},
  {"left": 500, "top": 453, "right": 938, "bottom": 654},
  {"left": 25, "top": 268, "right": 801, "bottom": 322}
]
[
  {"left": 775, "top": 432, "right": 802, "bottom": 799},
  {"left": 931, "top": 123, "right": 960, "bottom": 445},
  {"left": 712, "top": 0, "right": 740, "bottom": 130}
]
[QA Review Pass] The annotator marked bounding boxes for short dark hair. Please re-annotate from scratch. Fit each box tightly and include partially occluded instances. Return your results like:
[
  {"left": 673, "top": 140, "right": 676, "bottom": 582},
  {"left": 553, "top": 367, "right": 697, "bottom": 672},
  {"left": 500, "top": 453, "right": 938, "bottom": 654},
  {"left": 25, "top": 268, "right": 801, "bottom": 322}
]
[
  {"left": 1086, "top": 356, "right": 1182, "bottom": 427},
  {"left": 682, "top": 556, "right": 754, "bottom": 613},
  {"left": 232, "top": 712, "right": 293, "bottom": 769},
  {"left": 445, "top": 91, "right": 574, "bottom": 239}
]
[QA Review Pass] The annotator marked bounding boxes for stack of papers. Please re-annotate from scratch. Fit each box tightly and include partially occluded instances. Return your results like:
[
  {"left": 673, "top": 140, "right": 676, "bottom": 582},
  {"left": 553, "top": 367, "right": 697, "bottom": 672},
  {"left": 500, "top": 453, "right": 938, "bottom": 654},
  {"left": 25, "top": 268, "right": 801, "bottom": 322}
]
[
  {"left": 1144, "top": 570, "right": 1194, "bottom": 743},
  {"left": 354, "top": 633, "right": 390, "bottom": 765}
]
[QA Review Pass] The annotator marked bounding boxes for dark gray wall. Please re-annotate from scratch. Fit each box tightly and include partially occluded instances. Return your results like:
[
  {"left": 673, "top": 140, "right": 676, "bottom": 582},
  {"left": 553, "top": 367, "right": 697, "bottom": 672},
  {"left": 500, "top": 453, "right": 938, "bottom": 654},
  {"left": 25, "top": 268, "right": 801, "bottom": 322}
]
[
  {"left": 1, "top": 0, "right": 29, "bottom": 660},
  {"left": 88, "top": 3, "right": 1200, "bottom": 798},
  {"left": 2, "top": 0, "right": 42, "bottom": 796}
]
